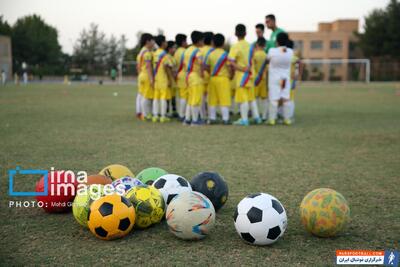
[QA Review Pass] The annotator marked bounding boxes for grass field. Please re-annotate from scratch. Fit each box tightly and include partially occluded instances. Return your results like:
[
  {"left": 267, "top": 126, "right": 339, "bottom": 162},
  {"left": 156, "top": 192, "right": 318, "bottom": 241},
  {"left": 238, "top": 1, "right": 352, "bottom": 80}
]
[{"left": 0, "top": 82, "right": 399, "bottom": 266}]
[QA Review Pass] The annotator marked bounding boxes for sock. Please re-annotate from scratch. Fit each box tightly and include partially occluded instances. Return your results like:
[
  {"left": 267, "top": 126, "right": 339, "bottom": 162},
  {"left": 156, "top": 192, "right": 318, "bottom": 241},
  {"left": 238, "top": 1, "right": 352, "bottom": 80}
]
[
  {"left": 240, "top": 102, "right": 249, "bottom": 121},
  {"left": 168, "top": 100, "right": 173, "bottom": 115},
  {"left": 161, "top": 99, "right": 167, "bottom": 118},
  {"left": 192, "top": 106, "right": 200, "bottom": 122},
  {"left": 172, "top": 97, "right": 177, "bottom": 113},
  {"left": 268, "top": 100, "right": 278, "bottom": 121},
  {"left": 278, "top": 106, "right": 283, "bottom": 118},
  {"left": 209, "top": 106, "right": 217, "bottom": 121},
  {"left": 200, "top": 96, "right": 206, "bottom": 119},
  {"left": 250, "top": 100, "right": 260, "bottom": 119},
  {"left": 185, "top": 104, "right": 191, "bottom": 121},
  {"left": 257, "top": 98, "right": 262, "bottom": 111},
  {"left": 262, "top": 98, "right": 269, "bottom": 120},
  {"left": 152, "top": 99, "right": 159, "bottom": 117},
  {"left": 136, "top": 93, "right": 142, "bottom": 114},
  {"left": 221, "top": 106, "right": 230, "bottom": 121},
  {"left": 141, "top": 98, "right": 149, "bottom": 117},
  {"left": 283, "top": 101, "right": 291, "bottom": 120},
  {"left": 179, "top": 98, "right": 187, "bottom": 118},
  {"left": 230, "top": 97, "right": 235, "bottom": 113},
  {"left": 289, "top": 101, "right": 295, "bottom": 119}
]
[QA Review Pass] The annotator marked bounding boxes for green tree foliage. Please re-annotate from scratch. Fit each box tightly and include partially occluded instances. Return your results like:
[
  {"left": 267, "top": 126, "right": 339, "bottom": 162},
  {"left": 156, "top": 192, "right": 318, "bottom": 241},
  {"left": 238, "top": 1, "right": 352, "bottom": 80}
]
[
  {"left": 73, "top": 23, "right": 127, "bottom": 74},
  {"left": 359, "top": 0, "right": 400, "bottom": 58},
  {"left": 12, "top": 15, "right": 63, "bottom": 73},
  {"left": 0, "top": 15, "right": 12, "bottom": 36}
]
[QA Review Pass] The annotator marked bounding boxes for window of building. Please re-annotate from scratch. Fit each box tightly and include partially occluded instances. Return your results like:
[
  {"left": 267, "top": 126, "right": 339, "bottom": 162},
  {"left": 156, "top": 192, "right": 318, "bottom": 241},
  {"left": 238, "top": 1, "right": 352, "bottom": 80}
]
[
  {"left": 294, "top": 40, "right": 303, "bottom": 52},
  {"left": 311, "top": 40, "right": 323, "bottom": 50},
  {"left": 330, "top": 40, "right": 342, "bottom": 50}
]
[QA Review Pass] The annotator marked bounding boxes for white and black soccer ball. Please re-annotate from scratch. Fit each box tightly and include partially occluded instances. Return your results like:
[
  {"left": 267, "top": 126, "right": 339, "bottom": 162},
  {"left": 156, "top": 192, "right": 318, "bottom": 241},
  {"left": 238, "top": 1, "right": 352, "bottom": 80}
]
[
  {"left": 153, "top": 174, "right": 192, "bottom": 205},
  {"left": 233, "top": 193, "right": 287, "bottom": 245}
]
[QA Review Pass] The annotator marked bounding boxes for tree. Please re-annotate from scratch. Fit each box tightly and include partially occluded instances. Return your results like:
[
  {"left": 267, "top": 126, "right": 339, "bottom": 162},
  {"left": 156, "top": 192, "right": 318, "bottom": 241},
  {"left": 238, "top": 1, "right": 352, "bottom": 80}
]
[
  {"left": 0, "top": 16, "right": 12, "bottom": 36},
  {"left": 106, "top": 35, "right": 119, "bottom": 68},
  {"left": 358, "top": 0, "right": 400, "bottom": 58},
  {"left": 72, "top": 23, "right": 107, "bottom": 73},
  {"left": 12, "top": 15, "right": 62, "bottom": 73}
]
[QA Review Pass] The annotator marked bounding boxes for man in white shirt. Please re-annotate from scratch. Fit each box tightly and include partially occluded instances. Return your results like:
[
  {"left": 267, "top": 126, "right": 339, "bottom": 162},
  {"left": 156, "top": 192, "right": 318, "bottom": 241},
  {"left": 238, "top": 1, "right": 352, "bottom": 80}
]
[
  {"left": 1, "top": 69, "right": 6, "bottom": 85},
  {"left": 266, "top": 32, "right": 293, "bottom": 125}
]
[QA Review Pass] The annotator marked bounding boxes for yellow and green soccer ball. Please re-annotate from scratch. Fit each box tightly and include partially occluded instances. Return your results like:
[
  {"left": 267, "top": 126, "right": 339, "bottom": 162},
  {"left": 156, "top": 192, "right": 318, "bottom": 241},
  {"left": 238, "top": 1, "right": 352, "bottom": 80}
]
[
  {"left": 72, "top": 184, "right": 106, "bottom": 227},
  {"left": 124, "top": 185, "right": 165, "bottom": 229},
  {"left": 99, "top": 164, "right": 134, "bottom": 181},
  {"left": 300, "top": 188, "right": 350, "bottom": 237}
]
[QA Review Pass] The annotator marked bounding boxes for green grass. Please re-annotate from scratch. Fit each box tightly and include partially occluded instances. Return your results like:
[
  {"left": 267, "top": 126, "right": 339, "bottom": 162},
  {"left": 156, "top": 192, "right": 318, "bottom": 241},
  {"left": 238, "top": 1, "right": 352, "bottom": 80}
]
[{"left": 0, "top": 82, "right": 399, "bottom": 266}]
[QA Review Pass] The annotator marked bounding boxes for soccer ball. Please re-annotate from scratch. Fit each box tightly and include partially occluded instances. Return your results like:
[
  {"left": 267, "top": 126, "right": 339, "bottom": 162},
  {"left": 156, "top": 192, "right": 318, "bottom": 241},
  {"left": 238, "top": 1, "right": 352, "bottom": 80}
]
[
  {"left": 99, "top": 164, "right": 134, "bottom": 181},
  {"left": 72, "top": 184, "right": 105, "bottom": 227},
  {"left": 136, "top": 167, "right": 168, "bottom": 185},
  {"left": 85, "top": 174, "right": 112, "bottom": 185},
  {"left": 166, "top": 191, "right": 215, "bottom": 240},
  {"left": 112, "top": 176, "right": 143, "bottom": 194},
  {"left": 300, "top": 188, "right": 350, "bottom": 237},
  {"left": 87, "top": 194, "right": 135, "bottom": 240},
  {"left": 35, "top": 170, "right": 77, "bottom": 213},
  {"left": 190, "top": 171, "right": 229, "bottom": 212},
  {"left": 124, "top": 185, "right": 165, "bottom": 228},
  {"left": 234, "top": 193, "right": 287, "bottom": 245},
  {"left": 153, "top": 174, "right": 192, "bottom": 205}
]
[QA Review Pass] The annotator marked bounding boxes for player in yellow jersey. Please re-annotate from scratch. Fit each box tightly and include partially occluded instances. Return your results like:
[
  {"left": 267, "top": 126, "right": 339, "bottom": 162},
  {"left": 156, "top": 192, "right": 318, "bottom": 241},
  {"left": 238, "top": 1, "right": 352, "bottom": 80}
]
[
  {"left": 204, "top": 33, "right": 232, "bottom": 124},
  {"left": 152, "top": 35, "right": 174, "bottom": 123},
  {"left": 228, "top": 24, "right": 261, "bottom": 126},
  {"left": 200, "top": 31, "right": 214, "bottom": 120},
  {"left": 166, "top": 40, "right": 177, "bottom": 117},
  {"left": 253, "top": 37, "right": 269, "bottom": 121},
  {"left": 183, "top": 31, "right": 204, "bottom": 126},
  {"left": 174, "top": 34, "right": 188, "bottom": 121},
  {"left": 136, "top": 33, "right": 155, "bottom": 120}
]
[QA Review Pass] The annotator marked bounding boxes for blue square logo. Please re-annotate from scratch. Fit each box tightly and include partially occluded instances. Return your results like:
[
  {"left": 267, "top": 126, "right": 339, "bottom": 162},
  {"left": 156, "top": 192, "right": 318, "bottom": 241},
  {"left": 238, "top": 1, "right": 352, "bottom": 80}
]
[
  {"left": 9, "top": 167, "right": 49, "bottom": 196},
  {"left": 385, "top": 250, "right": 399, "bottom": 267}
]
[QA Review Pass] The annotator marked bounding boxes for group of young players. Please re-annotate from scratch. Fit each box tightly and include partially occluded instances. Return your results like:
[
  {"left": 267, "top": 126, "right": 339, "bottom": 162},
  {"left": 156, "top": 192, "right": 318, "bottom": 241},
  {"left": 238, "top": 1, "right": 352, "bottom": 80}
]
[{"left": 135, "top": 14, "right": 300, "bottom": 126}]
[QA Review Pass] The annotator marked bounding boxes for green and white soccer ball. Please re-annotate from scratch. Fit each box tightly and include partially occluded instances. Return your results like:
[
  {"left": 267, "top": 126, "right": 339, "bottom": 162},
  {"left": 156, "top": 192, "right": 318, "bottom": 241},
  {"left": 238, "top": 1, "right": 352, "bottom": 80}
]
[{"left": 72, "top": 184, "right": 106, "bottom": 227}]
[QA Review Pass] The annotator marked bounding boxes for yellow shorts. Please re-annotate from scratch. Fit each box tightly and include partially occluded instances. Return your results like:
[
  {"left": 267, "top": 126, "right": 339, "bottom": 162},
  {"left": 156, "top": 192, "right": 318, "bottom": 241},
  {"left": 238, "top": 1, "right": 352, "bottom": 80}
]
[
  {"left": 138, "top": 73, "right": 146, "bottom": 95},
  {"left": 179, "top": 86, "right": 188, "bottom": 100},
  {"left": 208, "top": 77, "right": 232, "bottom": 107},
  {"left": 139, "top": 76, "right": 154, "bottom": 99},
  {"left": 171, "top": 87, "right": 177, "bottom": 98},
  {"left": 230, "top": 79, "right": 236, "bottom": 98},
  {"left": 154, "top": 82, "right": 169, "bottom": 100},
  {"left": 188, "top": 84, "right": 204, "bottom": 106},
  {"left": 255, "top": 79, "right": 268, "bottom": 99},
  {"left": 235, "top": 87, "right": 256, "bottom": 103}
]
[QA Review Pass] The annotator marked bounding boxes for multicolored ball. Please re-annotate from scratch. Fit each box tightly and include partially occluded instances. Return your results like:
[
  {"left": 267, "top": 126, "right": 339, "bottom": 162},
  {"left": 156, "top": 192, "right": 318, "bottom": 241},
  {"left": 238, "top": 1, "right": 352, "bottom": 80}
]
[{"left": 300, "top": 188, "right": 350, "bottom": 237}]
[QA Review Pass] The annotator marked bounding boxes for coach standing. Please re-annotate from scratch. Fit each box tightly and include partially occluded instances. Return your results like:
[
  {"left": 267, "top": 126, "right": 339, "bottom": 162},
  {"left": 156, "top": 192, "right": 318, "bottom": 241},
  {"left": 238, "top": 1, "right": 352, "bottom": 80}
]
[{"left": 265, "top": 14, "right": 285, "bottom": 52}]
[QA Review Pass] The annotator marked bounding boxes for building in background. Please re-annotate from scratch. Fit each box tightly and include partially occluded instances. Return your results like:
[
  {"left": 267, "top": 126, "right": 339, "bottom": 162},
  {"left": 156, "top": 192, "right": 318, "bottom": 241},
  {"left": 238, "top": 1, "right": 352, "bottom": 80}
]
[
  {"left": 289, "top": 20, "right": 363, "bottom": 81},
  {"left": 0, "top": 35, "right": 13, "bottom": 80}
]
